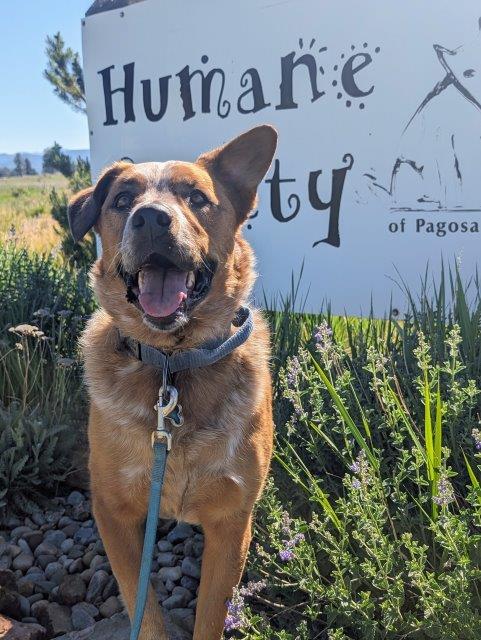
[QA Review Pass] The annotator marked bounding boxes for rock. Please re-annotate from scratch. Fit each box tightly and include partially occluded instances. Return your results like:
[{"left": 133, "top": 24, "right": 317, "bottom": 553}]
[
  {"left": 17, "top": 578, "right": 35, "bottom": 597},
  {"left": 45, "top": 564, "right": 66, "bottom": 585},
  {"left": 181, "top": 557, "right": 201, "bottom": 580},
  {"left": 58, "top": 575, "right": 86, "bottom": 606},
  {"left": 36, "top": 555, "right": 57, "bottom": 571},
  {"left": 157, "top": 519, "right": 176, "bottom": 536},
  {"left": 61, "top": 524, "right": 79, "bottom": 539},
  {"left": 192, "top": 540, "right": 204, "bottom": 558},
  {"left": 71, "top": 603, "right": 97, "bottom": 630},
  {"left": 157, "top": 552, "right": 176, "bottom": 568},
  {"left": 157, "top": 540, "right": 173, "bottom": 553},
  {"left": 166, "top": 524, "right": 194, "bottom": 545},
  {"left": 188, "top": 597, "right": 197, "bottom": 610},
  {"left": 89, "top": 555, "right": 104, "bottom": 571},
  {"left": 67, "top": 492, "right": 84, "bottom": 507},
  {"left": 33, "top": 580, "right": 56, "bottom": 596},
  {"left": 101, "top": 577, "right": 118, "bottom": 600},
  {"left": 180, "top": 576, "right": 199, "bottom": 593},
  {"left": 44, "top": 531, "right": 66, "bottom": 548},
  {"left": 162, "top": 587, "right": 191, "bottom": 610},
  {"left": 0, "top": 569, "right": 17, "bottom": 590},
  {"left": 172, "top": 543, "right": 184, "bottom": 555},
  {"left": 11, "top": 527, "right": 33, "bottom": 542},
  {"left": 98, "top": 595, "right": 122, "bottom": 618},
  {"left": 68, "top": 559, "right": 84, "bottom": 575},
  {"left": 30, "top": 512, "right": 46, "bottom": 528},
  {"left": 9, "top": 545, "right": 22, "bottom": 559},
  {"left": 13, "top": 553, "right": 34, "bottom": 572},
  {"left": 80, "top": 569, "right": 94, "bottom": 584},
  {"left": 34, "top": 543, "right": 58, "bottom": 559},
  {"left": 30, "top": 599, "right": 49, "bottom": 619},
  {"left": 73, "top": 529, "right": 94, "bottom": 546},
  {"left": 38, "top": 602, "right": 72, "bottom": 636},
  {"left": 18, "top": 594, "right": 30, "bottom": 617},
  {"left": 0, "top": 556, "right": 11, "bottom": 571},
  {"left": 28, "top": 594, "right": 43, "bottom": 605},
  {"left": 23, "top": 532, "right": 43, "bottom": 553},
  {"left": 67, "top": 548, "right": 84, "bottom": 561},
  {"left": 17, "top": 540, "right": 32, "bottom": 555},
  {"left": 86, "top": 571, "right": 109, "bottom": 604},
  {"left": 0, "top": 614, "right": 46, "bottom": 640},
  {"left": 159, "top": 566, "right": 182, "bottom": 583},
  {"left": 165, "top": 579, "right": 176, "bottom": 593},
  {"left": 0, "top": 582, "right": 21, "bottom": 619},
  {"left": 60, "top": 540, "right": 74, "bottom": 555}
]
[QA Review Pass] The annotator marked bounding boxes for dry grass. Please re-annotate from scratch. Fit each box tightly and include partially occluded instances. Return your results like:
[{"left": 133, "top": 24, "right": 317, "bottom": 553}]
[{"left": 0, "top": 174, "right": 68, "bottom": 253}]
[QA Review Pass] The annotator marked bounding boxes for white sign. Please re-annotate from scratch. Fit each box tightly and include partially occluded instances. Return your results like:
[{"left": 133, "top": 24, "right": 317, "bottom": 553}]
[{"left": 82, "top": 0, "right": 481, "bottom": 315}]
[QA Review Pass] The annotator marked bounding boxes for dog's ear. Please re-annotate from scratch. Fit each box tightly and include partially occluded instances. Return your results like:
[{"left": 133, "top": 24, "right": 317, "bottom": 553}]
[
  {"left": 68, "top": 162, "right": 128, "bottom": 242},
  {"left": 197, "top": 125, "right": 278, "bottom": 220}
]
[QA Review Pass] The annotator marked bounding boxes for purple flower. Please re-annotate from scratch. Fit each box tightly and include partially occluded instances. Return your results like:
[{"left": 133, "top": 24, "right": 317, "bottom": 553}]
[
  {"left": 314, "top": 320, "right": 333, "bottom": 351},
  {"left": 224, "top": 581, "right": 266, "bottom": 632},
  {"left": 352, "top": 478, "right": 362, "bottom": 490},
  {"left": 279, "top": 549, "right": 295, "bottom": 562},
  {"left": 472, "top": 428, "right": 481, "bottom": 451},
  {"left": 433, "top": 476, "right": 455, "bottom": 507},
  {"left": 286, "top": 356, "right": 301, "bottom": 388}
]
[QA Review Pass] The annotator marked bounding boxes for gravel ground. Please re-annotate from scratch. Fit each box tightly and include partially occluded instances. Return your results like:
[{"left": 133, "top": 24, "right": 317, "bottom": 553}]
[{"left": 0, "top": 490, "right": 202, "bottom": 639}]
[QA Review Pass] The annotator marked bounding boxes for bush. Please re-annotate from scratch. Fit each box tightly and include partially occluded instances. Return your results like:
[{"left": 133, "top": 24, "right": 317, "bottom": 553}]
[
  {"left": 232, "top": 272, "right": 481, "bottom": 639},
  {"left": 0, "top": 244, "right": 95, "bottom": 517}
]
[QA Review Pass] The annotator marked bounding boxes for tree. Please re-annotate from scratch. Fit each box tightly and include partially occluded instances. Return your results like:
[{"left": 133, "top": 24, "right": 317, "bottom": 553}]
[
  {"left": 13, "top": 153, "right": 25, "bottom": 176},
  {"left": 24, "top": 158, "right": 37, "bottom": 176},
  {"left": 44, "top": 33, "right": 86, "bottom": 114},
  {"left": 43, "top": 143, "right": 73, "bottom": 177}
]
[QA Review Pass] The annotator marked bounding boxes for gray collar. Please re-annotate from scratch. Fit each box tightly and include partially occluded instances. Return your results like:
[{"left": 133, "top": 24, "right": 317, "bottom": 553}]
[{"left": 120, "top": 306, "right": 254, "bottom": 373}]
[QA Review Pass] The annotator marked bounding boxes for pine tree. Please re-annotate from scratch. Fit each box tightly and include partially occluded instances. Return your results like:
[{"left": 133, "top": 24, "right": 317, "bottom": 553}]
[
  {"left": 42, "top": 143, "right": 73, "bottom": 177},
  {"left": 44, "top": 33, "right": 86, "bottom": 114},
  {"left": 13, "top": 153, "right": 25, "bottom": 176},
  {"left": 24, "top": 158, "right": 37, "bottom": 176}
]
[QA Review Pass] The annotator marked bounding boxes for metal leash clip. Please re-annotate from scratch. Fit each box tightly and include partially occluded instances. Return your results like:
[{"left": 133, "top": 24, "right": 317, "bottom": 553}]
[{"left": 152, "top": 385, "right": 178, "bottom": 450}]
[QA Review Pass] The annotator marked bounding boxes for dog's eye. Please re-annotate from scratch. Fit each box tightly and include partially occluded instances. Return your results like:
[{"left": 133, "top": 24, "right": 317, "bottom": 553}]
[
  {"left": 188, "top": 190, "right": 210, "bottom": 208},
  {"left": 114, "top": 193, "right": 133, "bottom": 211}
]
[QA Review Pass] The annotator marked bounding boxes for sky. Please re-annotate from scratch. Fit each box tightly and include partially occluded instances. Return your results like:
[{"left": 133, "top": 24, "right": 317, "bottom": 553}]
[{"left": 0, "top": 1, "right": 93, "bottom": 154}]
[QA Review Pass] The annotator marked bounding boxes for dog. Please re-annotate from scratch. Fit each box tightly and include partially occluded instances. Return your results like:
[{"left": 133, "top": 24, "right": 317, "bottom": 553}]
[{"left": 68, "top": 125, "right": 277, "bottom": 639}]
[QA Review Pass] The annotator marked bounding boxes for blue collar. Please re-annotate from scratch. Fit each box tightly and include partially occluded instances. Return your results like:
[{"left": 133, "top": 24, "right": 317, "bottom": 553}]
[{"left": 121, "top": 306, "right": 253, "bottom": 373}]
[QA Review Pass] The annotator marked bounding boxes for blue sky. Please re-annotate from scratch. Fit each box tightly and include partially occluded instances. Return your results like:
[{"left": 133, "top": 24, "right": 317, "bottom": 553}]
[{"left": 0, "top": 1, "right": 93, "bottom": 153}]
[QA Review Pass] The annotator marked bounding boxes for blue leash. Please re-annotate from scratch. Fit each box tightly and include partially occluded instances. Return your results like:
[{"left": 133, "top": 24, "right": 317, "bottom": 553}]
[{"left": 129, "top": 384, "right": 178, "bottom": 640}]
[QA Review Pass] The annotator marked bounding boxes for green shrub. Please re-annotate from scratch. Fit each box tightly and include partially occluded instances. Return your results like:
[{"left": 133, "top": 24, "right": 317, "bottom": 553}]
[
  {"left": 0, "top": 402, "right": 75, "bottom": 518},
  {"left": 231, "top": 271, "right": 481, "bottom": 639}
]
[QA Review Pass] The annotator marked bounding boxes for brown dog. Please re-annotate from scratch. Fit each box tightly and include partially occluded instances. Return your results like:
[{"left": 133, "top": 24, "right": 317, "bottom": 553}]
[{"left": 68, "top": 125, "right": 277, "bottom": 639}]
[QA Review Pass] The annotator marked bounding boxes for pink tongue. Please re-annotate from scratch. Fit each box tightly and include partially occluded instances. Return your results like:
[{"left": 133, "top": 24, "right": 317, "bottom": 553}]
[{"left": 138, "top": 267, "right": 188, "bottom": 318}]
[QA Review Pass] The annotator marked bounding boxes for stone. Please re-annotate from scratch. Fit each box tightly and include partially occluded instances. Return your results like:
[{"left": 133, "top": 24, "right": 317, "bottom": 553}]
[
  {"left": 67, "top": 492, "right": 84, "bottom": 507},
  {"left": 192, "top": 540, "right": 204, "bottom": 558},
  {"left": 71, "top": 603, "right": 97, "bottom": 630},
  {"left": 89, "top": 555, "right": 104, "bottom": 571},
  {"left": 98, "top": 595, "right": 122, "bottom": 618},
  {"left": 17, "top": 578, "right": 35, "bottom": 597},
  {"left": 60, "top": 539, "right": 74, "bottom": 555},
  {"left": 11, "top": 527, "right": 33, "bottom": 542},
  {"left": 157, "top": 552, "right": 176, "bottom": 568},
  {"left": 86, "top": 570, "right": 109, "bottom": 604},
  {"left": 30, "top": 512, "right": 46, "bottom": 528},
  {"left": 58, "top": 575, "right": 86, "bottom": 606},
  {"left": 101, "top": 576, "right": 118, "bottom": 600},
  {"left": 159, "top": 565, "right": 182, "bottom": 583},
  {"left": 34, "top": 543, "right": 58, "bottom": 559},
  {"left": 33, "top": 580, "right": 56, "bottom": 596},
  {"left": 157, "top": 540, "right": 173, "bottom": 553},
  {"left": 38, "top": 602, "right": 72, "bottom": 636},
  {"left": 162, "top": 587, "right": 191, "bottom": 610},
  {"left": 73, "top": 528, "right": 94, "bottom": 546},
  {"left": 172, "top": 543, "right": 184, "bottom": 555},
  {"left": 68, "top": 559, "right": 84, "bottom": 575},
  {"left": 44, "top": 531, "right": 66, "bottom": 548},
  {"left": 0, "top": 556, "right": 11, "bottom": 571},
  {"left": 36, "top": 555, "right": 57, "bottom": 571},
  {"left": 180, "top": 576, "right": 199, "bottom": 593},
  {"left": 181, "top": 557, "right": 201, "bottom": 580},
  {"left": 0, "top": 614, "right": 46, "bottom": 640},
  {"left": 188, "top": 598, "right": 197, "bottom": 610},
  {"left": 27, "top": 594, "right": 43, "bottom": 605},
  {"left": 12, "top": 552, "right": 33, "bottom": 572},
  {"left": 9, "top": 545, "right": 22, "bottom": 559},
  {"left": 61, "top": 524, "right": 79, "bottom": 539},
  {"left": 17, "top": 539, "right": 32, "bottom": 555},
  {"left": 23, "top": 533, "right": 43, "bottom": 553},
  {"left": 166, "top": 523, "right": 194, "bottom": 545},
  {"left": 30, "top": 599, "right": 49, "bottom": 619}
]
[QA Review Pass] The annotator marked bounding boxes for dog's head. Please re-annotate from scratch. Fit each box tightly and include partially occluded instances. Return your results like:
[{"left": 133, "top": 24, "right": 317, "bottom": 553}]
[{"left": 68, "top": 125, "right": 277, "bottom": 347}]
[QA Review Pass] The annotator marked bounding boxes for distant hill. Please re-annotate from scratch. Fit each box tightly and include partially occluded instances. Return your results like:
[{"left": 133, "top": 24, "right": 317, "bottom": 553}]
[{"left": 0, "top": 150, "right": 90, "bottom": 174}]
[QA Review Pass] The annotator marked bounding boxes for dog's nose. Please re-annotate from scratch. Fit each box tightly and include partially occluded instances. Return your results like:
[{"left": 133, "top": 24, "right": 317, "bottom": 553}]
[{"left": 131, "top": 207, "right": 171, "bottom": 230}]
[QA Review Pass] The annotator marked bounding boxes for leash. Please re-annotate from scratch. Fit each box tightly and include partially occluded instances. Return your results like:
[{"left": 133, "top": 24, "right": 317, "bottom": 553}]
[{"left": 127, "top": 307, "right": 254, "bottom": 640}]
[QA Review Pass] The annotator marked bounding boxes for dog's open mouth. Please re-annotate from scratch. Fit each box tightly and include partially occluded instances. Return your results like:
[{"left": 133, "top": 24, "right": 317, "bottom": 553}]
[{"left": 119, "top": 254, "right": 215, "bottom": 328}]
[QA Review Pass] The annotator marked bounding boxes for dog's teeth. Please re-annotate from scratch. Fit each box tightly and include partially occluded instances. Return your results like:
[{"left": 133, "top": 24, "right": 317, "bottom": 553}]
[
  {"left": 138, "top": 270, "right": 144, "bottom": 288},
  {"left": 186, "top": 271, "right": 195, "bottom": 289}
]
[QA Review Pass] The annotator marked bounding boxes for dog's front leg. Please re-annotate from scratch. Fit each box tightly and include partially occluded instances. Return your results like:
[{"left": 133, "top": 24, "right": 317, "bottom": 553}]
[
  {"left": 92, "top": 491, "right": 168, "bottom": 640},
  {"left": 194, "top": 512, "right": 252, "bottom": 640}
]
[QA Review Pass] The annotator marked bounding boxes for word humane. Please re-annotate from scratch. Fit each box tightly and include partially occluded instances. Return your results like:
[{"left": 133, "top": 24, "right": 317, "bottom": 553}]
[{"left": 98, "top": 42, "right": 377, "bottom": 126}]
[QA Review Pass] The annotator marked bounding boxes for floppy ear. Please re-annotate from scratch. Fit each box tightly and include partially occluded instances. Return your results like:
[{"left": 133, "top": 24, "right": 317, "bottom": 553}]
[
  {"left": 197, "top": 125, "right": 278, "bottom": 220},
  {"left": 68, "top": 162, "right": 128, "bottom": 242}
]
